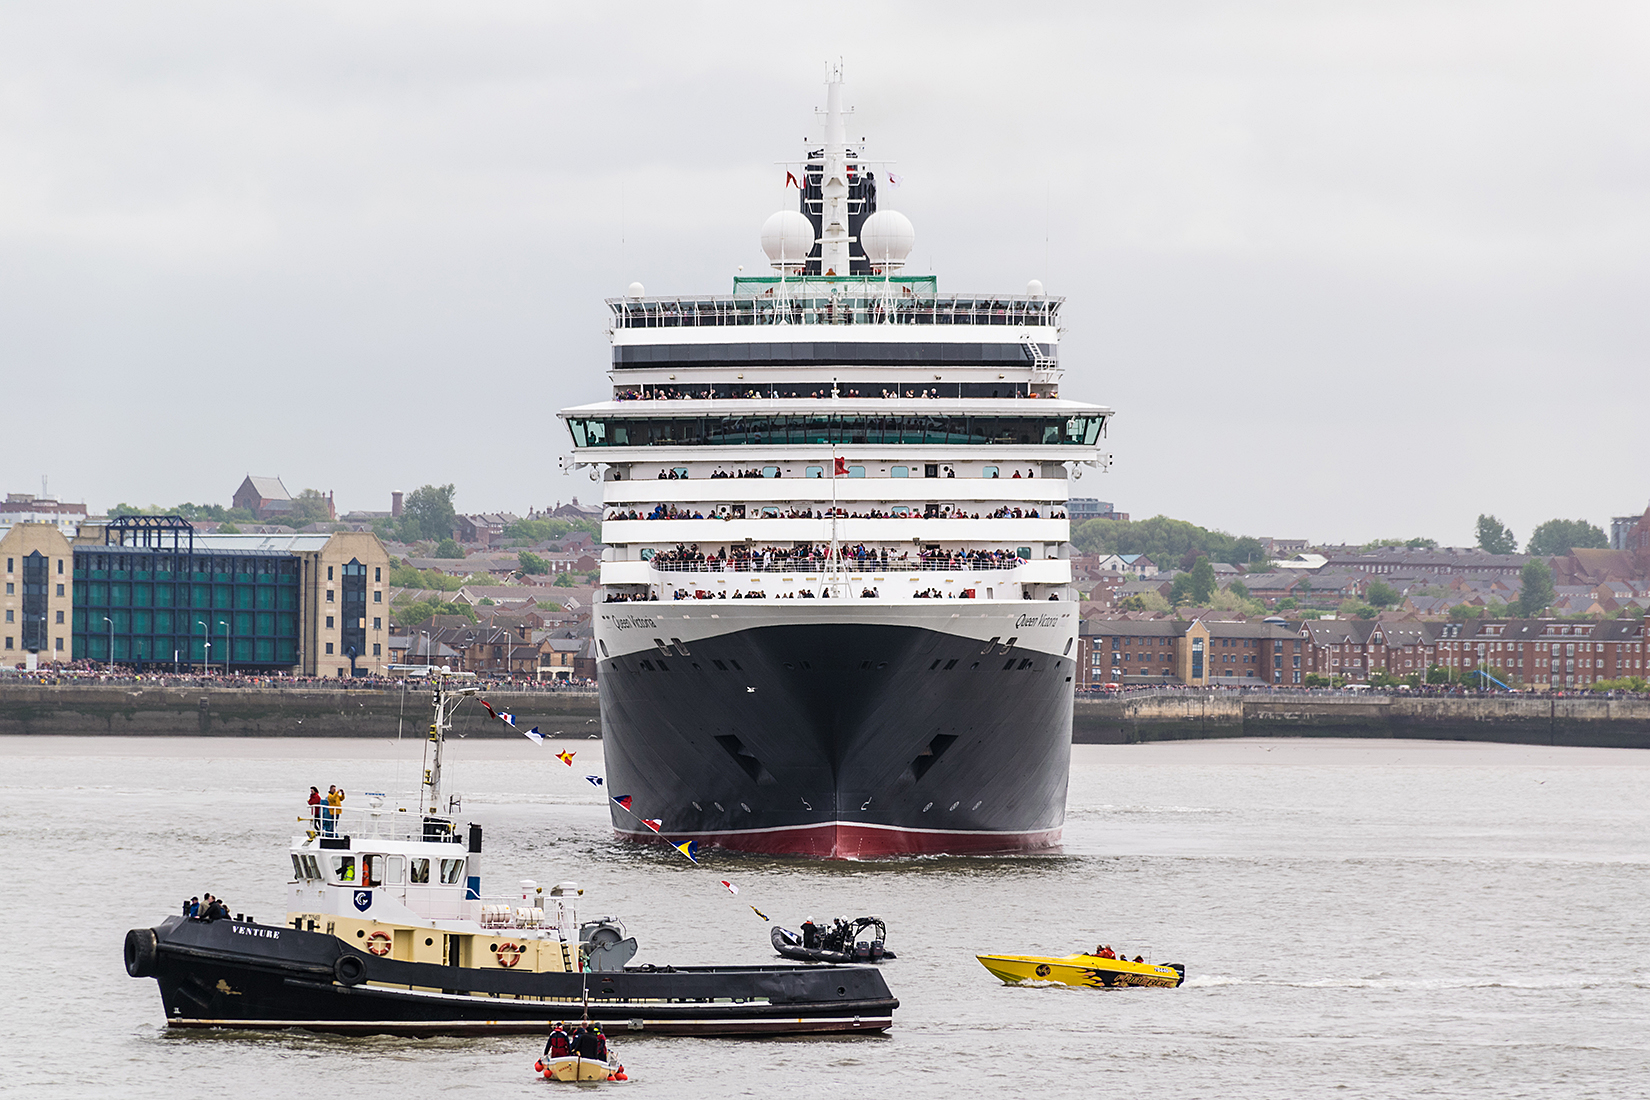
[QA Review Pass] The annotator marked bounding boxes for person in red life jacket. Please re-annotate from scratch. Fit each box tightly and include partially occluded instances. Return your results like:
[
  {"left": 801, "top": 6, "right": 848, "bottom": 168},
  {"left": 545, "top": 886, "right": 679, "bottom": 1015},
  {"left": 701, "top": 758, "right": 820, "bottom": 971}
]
[
  {"left": 544, "top": 1022, "right": 570, "bottom": 1059},
  {"left": 307, "top": 786, "right": 322, "bottom": 833}
]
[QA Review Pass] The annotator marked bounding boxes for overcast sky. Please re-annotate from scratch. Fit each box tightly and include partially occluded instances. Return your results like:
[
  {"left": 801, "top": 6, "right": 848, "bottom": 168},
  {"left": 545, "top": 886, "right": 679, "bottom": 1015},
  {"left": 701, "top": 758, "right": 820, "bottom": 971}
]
[{"left": 3, "top": 1, "right": 1646, "bottom": 547}]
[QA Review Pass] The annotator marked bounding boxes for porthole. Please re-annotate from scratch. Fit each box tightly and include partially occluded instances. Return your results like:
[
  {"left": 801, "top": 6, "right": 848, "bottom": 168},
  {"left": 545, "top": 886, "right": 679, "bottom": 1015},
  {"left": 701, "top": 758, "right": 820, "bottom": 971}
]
[
  {"left": 490, "top": 943, "right": 499, "bottom": 952},
  {"left": 356, "top": 929, "right": 366, "bottom": 938},
  {"left": 425, "top": 938, "right": 434, "bottom": 946}
]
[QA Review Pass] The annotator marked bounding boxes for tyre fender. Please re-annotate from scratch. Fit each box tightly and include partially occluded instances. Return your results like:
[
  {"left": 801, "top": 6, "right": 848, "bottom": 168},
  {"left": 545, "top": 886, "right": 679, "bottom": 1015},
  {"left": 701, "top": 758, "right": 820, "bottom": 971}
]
[
  {"left": 334, "top": 953, "right": 367, "bottom": 986},
  {"left": 124, "top": 927, "right": 160, "bottom": 978}
]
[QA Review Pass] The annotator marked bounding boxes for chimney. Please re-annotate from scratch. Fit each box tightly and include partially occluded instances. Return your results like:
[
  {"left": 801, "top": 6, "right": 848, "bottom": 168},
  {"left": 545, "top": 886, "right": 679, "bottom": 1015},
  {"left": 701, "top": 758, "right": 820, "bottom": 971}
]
[{"left": 392, "top": 491, "right": 404, "bottom": 518}]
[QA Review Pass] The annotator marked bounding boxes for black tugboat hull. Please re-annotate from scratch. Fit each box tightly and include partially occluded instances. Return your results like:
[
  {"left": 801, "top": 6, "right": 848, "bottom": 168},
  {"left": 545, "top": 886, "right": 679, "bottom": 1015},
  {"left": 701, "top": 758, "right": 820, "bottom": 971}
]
[{"left": 130, "top": 917, "right": 897, "bottom": 1037}]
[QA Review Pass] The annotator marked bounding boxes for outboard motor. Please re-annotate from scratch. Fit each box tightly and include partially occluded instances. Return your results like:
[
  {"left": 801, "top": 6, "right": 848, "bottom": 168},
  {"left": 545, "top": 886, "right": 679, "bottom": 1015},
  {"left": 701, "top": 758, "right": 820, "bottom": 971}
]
[
  {"left": 870, "top": 941, "right": 885, "bottom": 961},
  {"left": 854, "top": 941, "right": 872, "bottom": 962}
]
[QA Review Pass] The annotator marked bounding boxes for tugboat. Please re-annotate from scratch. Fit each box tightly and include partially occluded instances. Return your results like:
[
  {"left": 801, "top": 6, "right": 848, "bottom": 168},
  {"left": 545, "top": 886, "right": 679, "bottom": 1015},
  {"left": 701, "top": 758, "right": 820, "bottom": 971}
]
[{"left": 123, "top": 668, "right": 899, "bottom": 1036}]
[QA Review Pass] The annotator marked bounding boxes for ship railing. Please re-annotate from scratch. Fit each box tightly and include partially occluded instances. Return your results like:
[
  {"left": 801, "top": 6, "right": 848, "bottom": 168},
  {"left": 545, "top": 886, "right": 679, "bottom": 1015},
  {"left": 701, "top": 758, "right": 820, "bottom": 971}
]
[
  {"left": 647, "top": 557, "right": 1025, "bottom": 574},
  {"left": 299, "top": 801, "right": 466, "bottom": 845},
  {"left": 607, "top": 295, "right": 1062, "bottom": 330}
]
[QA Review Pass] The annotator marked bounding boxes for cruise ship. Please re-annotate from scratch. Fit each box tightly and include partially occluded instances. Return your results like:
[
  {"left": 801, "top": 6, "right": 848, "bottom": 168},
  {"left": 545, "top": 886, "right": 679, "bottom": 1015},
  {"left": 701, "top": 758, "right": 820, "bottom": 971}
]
[{"left": 558, "top": 67, "right": 1112, "bottom": 858}]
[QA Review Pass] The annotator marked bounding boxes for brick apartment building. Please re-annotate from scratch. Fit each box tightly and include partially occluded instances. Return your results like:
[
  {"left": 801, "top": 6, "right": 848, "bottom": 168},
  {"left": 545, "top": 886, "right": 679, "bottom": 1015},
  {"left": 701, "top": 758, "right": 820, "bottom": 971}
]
[
  {"left": 1079, "top": 619, "right": 1305, "bottom": 687},
  {"left": 1299, "top": 618, "right": 1646, "bottom": 689}
]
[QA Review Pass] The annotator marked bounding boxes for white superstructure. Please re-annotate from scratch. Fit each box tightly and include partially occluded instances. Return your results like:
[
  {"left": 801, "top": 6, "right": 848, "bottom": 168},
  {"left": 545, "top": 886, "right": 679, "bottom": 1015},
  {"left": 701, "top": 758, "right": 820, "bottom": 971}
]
[{"left": 560, "top": 70, "right": 1111, "bottom": 606}]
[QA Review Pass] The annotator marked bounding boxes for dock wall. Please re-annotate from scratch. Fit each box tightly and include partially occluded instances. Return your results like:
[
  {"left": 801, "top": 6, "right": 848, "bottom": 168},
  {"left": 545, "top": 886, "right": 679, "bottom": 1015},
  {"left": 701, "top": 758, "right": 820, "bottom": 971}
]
[
  {"left": 1071, "top": 694, "right": 1650, "bottom": 750},
  {"left": 2, "top": 686, "right": 1648, "bottom": 750},
  {"left": 0, "top": 685, "right": 602, "bottom": 737}
]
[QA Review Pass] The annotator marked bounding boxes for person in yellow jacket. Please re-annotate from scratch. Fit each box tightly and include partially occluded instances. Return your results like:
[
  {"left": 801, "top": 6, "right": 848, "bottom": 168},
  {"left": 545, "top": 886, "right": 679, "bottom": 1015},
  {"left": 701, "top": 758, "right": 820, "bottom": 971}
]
[{"left": 325, "top": 785, "right": 345, "bottom": 836}]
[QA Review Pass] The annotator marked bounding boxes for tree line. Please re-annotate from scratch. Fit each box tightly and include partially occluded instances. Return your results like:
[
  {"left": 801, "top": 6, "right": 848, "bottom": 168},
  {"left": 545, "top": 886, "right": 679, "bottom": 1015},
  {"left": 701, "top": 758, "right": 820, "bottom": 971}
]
[{"left": 1476, "top": 514, "right": 1609, "bottom": 556}]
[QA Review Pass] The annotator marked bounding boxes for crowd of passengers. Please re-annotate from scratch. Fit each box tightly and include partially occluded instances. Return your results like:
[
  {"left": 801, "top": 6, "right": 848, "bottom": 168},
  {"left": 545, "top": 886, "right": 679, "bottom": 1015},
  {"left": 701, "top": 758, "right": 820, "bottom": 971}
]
[
  {"left": 652, "top": 466, "right": 1044, "bottom": 481},
  {"left": 666, "top": 587, "right": 885, "bottom": 600},
  {"left": 610, "top": 502, "right": 1062, "bottom": 521},
  {"left": 644, "top": 543, "right": 1026, "bottom": 570},
  {"left": 614, "top": 387, "right": 1055, "bottom": 401}
]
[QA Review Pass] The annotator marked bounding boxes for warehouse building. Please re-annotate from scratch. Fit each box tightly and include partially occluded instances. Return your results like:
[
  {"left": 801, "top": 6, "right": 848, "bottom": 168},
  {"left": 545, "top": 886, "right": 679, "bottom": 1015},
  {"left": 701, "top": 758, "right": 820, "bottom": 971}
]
[
  {"left": 1, "top": 522, "right": 75, "bottom": 669},
  {"left": 68, "top": 516, "right": 391, "bottom": 676}
]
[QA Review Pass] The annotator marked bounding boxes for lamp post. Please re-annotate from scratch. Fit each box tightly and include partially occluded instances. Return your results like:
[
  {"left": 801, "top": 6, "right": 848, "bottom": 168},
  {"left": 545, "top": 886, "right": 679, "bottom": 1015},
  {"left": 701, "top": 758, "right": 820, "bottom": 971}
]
[
  {"left": 197, "top": 619, "right": 210, "bottom": 675},
  {"left": 218, "top": 619, "right": 230, "bottom": 678},
  {"left": 102, "top": 616, "right": 114, "bottom": 672},
  {"left": 502, "top": 570, "right": 520, "bottom": 680},
  {"left": 421, "top": 630, "right": 430, "bottom": 669}
]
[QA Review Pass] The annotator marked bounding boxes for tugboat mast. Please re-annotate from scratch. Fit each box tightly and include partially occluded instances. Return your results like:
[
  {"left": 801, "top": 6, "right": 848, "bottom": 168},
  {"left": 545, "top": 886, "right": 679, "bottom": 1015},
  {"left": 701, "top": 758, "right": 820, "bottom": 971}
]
[{"left": 419, "top": 667, "right": 477, "bottom": 819}]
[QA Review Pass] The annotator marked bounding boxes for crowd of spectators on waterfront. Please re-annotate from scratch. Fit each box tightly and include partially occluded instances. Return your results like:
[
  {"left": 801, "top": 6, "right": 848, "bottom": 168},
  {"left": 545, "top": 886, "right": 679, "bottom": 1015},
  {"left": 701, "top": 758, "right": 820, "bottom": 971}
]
[
  {"left": 0, "top": 661, "right": 595, "bottom": 693},
  {"left": 1076, "top": 681, "right": 1650, "bottom": 699}
]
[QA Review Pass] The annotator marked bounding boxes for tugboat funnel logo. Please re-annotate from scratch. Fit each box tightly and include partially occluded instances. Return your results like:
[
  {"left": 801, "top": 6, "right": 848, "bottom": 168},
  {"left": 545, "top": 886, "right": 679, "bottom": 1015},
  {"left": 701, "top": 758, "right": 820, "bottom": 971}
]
[{"left": 353, "top": 890, "right": 372, "bottom": 912}]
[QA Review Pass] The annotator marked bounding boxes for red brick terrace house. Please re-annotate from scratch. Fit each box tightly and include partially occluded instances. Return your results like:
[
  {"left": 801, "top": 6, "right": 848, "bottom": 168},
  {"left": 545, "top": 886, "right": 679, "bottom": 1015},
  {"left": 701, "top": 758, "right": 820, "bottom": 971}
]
[
  {"left": 1431, "top": 618, "right": 1646, "bottom": 689},
  {"left": 1080, "top": 619, "right": 1305, "bottom": 687}
]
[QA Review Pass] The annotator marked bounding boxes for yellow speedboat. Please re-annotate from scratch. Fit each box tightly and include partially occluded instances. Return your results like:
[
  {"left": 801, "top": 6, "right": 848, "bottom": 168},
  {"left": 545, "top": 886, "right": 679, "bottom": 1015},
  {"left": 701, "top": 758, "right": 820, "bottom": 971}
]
[{"left": 976, "top": 951, "right": 1185, "bottom": 989}]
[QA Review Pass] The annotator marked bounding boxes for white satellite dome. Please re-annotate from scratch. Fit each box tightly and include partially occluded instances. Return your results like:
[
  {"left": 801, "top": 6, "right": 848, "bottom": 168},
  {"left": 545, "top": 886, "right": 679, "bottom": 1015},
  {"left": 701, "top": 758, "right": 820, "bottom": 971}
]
[
  {"left": 626, "top": 281, "right": 645, "bottom": 299},
  {"left": 1026, "top": 279, "right": 1045, "bottom": 298},
  {"left": 760, "top": 210, "right": 815, "bottom": 272},
  {"left": 859, "top": 209, "right": 915, "bottom": 272}
]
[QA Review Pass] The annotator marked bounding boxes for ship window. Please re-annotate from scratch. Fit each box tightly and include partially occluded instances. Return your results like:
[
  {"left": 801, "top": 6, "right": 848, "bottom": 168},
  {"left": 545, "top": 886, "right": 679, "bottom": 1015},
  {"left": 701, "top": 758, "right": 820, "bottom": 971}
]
[
  {"left": 673, "top": 467, "right": 689, "bottom": 478},
  {"left": 291, "top": 854, "right": 304, "bottom": 881},
  {"left": 713, "top": 659, "right": 728, "bottom": 670},
  {"left": 806, "top": 466, "right": 823, "bottom": 478},
  {"left": 410, "top": 858, "right": 430, "bottom": 884},
  {"left": 364, "top": 854, "right": 403, "bottom": 887},
  {"left": 763, "top": 466, "right": 779, "bottom": 478},
  {"left": 848, "top": 466, "right": 865, "bottom": 478},
  {"left": 983, "top": 466, "right": 999, "bottom": 478},
  {"left": 304, "top": 855, "right": 322, "bottom": 879},
  {"left": 440, "top": 859, "right": 465, "bottom": 885},
  {"left": 729, "top": 659, "right": 743, "bottom": 670},
  {"left": 944, "top": 658, "right": 958, "bottom": 670},
  {"left": 890, "top": 466, "right": 908, "bottom": 477},
  {"left": 332, "top": 855, "right": 356, "bottom": 883}
]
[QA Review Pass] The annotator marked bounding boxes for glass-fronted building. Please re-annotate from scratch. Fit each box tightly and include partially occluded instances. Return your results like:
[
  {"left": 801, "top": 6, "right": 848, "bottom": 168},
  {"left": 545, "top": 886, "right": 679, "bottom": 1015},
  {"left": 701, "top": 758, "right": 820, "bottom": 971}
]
[{"left": 69, "top": 516, "right": 391, "bottom": 676}]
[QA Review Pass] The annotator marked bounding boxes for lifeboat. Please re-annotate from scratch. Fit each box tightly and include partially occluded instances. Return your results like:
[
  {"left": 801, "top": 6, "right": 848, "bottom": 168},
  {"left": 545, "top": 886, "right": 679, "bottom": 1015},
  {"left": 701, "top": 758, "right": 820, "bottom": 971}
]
[
  {"left": 975, "top": 951, "right": 1184, "bottom": 988},
  {"left": 536, "top": 1055, "right": 628, "bottom": 1082}
]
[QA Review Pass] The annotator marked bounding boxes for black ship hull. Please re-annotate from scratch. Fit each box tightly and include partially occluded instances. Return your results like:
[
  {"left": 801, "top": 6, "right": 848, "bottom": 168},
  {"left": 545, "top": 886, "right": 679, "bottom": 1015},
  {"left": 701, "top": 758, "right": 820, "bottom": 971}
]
[
  {"left": 127, "top": 917, "right": 897, "bottom": 1037},
  {"left": 597, "top": 610, "right": 1075, "bottom": 857}
]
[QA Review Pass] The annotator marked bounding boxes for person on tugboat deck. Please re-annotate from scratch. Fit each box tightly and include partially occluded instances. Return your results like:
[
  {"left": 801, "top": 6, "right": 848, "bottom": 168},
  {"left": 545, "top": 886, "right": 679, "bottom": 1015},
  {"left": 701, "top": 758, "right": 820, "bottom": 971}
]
[
  {"left": 182, "top": 896, "right": 199, "bottom": 918},
  {"left": 308, "top": 786, "right": 322, "bottom": 833},
  {"left": 544, "top": 1022, "right": 570, "bottom": 1058}
]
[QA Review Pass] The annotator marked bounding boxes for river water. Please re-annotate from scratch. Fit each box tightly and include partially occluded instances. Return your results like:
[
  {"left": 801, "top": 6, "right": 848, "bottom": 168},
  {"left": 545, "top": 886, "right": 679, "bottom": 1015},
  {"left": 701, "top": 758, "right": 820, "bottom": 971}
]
[{"left": 1, "top": 734, "right": 1645, "bottom": 1098}]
